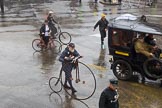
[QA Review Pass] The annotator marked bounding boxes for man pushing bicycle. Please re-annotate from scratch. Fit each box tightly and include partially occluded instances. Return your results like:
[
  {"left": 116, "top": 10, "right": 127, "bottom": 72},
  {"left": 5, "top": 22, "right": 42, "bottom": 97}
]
[{"left": 59, "top": 43, "right": 80, "bottom": 94}]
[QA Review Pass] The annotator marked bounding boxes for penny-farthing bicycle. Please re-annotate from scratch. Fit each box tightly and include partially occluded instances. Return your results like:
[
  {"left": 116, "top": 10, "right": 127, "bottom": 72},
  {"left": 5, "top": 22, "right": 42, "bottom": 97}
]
[{"left": 49, "top": 56, "right": 96, "bottom": 100}]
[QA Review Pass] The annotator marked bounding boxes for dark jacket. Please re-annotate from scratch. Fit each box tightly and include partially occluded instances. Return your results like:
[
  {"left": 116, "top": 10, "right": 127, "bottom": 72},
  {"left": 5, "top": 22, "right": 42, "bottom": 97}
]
[
  {"left": 47, "top": 15, "right": 57, "bottom": 24},
  {"left": 99, "top": 87, "right": 119, "bottom": 108},
  {"left": 94, "top": 19, "right": 109, "bottom": 31},
  {"left": 40, "top": 24, "right": 51, "bottom": 37},
  {"left": 59, "top": 47, "right": 80, "bottom": 72}
]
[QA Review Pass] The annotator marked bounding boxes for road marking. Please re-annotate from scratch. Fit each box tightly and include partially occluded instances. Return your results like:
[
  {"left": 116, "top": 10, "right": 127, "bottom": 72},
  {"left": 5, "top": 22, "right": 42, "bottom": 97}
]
[{"left": 89, "top": 34, "right": 100, "bottom": 37}]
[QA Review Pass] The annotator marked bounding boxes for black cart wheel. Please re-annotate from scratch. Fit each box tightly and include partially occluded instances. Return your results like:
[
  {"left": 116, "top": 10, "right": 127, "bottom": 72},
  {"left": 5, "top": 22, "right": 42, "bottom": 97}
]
[
  {"left": 143, "top": 58, "right": 162, "bottom": 79},
  {"left": 112, "top": 60, "right": 132, "bottom": 80}
]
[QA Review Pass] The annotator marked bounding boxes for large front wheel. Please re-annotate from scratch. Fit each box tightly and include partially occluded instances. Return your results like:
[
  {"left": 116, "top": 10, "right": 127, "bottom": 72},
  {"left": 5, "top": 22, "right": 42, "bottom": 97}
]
[
  {"left": 59, "top": 32, "right": 72, "bottom": 45},
  {"left": 112, "top": 60, "right": 132, "bottom": 80},
  {"left": 143, "top": 58, "right": 162, "bottom": 79},
  {"left": 61, "top": 62, "right": 96, "bottom": 100}
]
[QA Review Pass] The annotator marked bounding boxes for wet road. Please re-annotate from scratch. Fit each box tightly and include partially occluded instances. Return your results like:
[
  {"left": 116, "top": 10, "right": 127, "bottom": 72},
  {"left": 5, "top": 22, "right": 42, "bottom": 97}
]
[{"left": 0, "top": 0, "right": 162, "bottom": 108}]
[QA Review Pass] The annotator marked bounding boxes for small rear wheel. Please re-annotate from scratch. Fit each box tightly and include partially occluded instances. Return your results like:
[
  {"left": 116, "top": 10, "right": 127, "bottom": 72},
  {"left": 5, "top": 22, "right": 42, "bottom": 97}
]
[
  {"left": 49, "top": 40, "right": 62, "bottom": 54},
  {"left": 112, "top": 60, "right": 132, "bottom": 80},
  {"left": 59, "top": 32, "right": 72, "bottom": 45},
  {"left": 32, "top": 39, "right": 43, "bottom": 52},
  {"left": 49, "top": 77, "right": 62, "bottom": 93}
]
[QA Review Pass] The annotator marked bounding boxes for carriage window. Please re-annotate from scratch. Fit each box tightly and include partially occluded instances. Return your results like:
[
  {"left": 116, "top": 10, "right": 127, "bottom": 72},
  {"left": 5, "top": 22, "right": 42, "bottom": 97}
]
[{"left": 112, "top": 30, "right": 135, "bottom": 47}]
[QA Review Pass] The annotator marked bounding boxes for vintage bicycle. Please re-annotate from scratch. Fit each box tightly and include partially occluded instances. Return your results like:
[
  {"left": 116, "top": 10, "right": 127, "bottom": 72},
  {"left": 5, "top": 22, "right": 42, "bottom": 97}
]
[
  {"left": 32, "top": 35, "right": 62, "bottom": 54},
  {"left": 49, "top": 56, "right": 96, "bottom": 100},
  {"left": 49, "top": 21, "right": 72, "bottom": 45}
]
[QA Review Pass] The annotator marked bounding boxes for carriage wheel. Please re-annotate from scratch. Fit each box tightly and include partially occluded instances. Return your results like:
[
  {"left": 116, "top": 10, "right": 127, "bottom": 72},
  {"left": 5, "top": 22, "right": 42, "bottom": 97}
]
[
  {"left": 112, "top": 60, "right": 132, "bottom": 80},
  {"left": 143, "top": 58, "right": 162, "bottom": 79}
]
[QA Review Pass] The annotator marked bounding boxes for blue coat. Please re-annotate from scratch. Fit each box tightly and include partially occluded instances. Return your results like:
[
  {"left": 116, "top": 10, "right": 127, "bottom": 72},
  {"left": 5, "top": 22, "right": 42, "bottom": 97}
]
[{"left": 59, "top": 47, "right": 80, "bottom": 73}]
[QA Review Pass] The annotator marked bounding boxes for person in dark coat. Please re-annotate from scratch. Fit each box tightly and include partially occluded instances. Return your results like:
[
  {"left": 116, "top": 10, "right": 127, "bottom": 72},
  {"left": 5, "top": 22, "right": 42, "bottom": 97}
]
[
  {"left": 99, "top": 79, "right": 119, "bottom": 108},
  {"left": 47, "top": 11, "right": 58, "bottom": 38},
  {"left": 144, "top": 34, "right": 161, "bottom": 58},
  {"left": 59, "top": 43, "right": 80, "bottom": 93},
  {"left": 40, "top": 20, "right": 51, "bottom": 47},
  {"left": 0, "top": 0, "right": 4, "bottom": 14},
  {"left": 94, "top": 13, "right": 109, "bottom": 49}
]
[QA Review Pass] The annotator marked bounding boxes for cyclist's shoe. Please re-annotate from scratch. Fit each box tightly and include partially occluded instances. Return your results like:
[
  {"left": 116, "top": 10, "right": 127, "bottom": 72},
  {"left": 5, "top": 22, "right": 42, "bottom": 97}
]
[
  {"left": 72, "top": 88, "right": 77, "bottom": 94},
  {"left": 63, "top": 84, "right": 71, "bottom": 89}
]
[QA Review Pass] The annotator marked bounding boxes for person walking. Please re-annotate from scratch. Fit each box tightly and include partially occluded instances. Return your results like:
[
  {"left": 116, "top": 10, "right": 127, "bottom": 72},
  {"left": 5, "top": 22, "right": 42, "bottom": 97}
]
[
  {"left": 99, "top": 79, "right": 119, "bottom": 108},
  {"left": 59, "top": 43, "right": 80, "bottom": 94},
  {"left": 47, "top": 11, "right": 58, "bottom": 38},
  {"left": 94, "top": 13, "right": 109, "bottom": 49},
  {"left": 0, "top": 0, "right": 4, "bottom": 14}
]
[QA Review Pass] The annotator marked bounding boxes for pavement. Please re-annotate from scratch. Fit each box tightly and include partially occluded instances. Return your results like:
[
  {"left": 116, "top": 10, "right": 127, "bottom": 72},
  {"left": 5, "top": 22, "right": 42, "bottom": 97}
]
[{"left": 0, "top": 0, "right": 162, "bottom": 108}]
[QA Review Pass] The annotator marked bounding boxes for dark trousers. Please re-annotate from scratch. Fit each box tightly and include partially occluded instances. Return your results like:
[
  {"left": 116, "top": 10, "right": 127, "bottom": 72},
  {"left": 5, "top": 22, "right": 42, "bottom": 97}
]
[
  {"left": 100, "top": 30, "right": 106, "bottom": 45},
  {"left": 48, "top": 23, "right": 57, "bottom": 38},
  {"left": 0, "top": 0, "right": 4, "bottom": 14},
  {"left": 43, "top": 36, "right": 50, "bottom": 46}
]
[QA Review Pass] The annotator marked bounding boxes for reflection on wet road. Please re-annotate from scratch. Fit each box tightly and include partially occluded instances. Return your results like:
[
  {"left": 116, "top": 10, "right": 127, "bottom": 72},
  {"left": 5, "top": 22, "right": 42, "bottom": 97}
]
[{"left": 0, "top": 0, "right": 162, "bottom": 108}]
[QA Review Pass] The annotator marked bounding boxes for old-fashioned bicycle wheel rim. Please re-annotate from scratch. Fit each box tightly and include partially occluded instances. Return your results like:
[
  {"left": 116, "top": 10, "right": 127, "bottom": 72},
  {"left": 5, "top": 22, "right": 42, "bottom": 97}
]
[
  {"left": 61, "top": 62, "right": 96, "bottom": 100},
  {"left": 49, "top": 77, "right": 62, "bottom": 93},
  {"left": 32, "top": 39, "right": 42, "bottom": 52},
  {"left": 59, "top": 32, "right": 72, "bottom": 45},
  {"left": 49, "top": 40, "right": 62, "bottom": 54}
]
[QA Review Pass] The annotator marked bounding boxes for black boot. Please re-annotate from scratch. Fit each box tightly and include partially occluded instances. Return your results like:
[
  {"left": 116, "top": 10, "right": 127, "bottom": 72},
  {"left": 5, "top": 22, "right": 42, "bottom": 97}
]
[{"left": 64, "top": 78, "right": 71, "bottom": 89}]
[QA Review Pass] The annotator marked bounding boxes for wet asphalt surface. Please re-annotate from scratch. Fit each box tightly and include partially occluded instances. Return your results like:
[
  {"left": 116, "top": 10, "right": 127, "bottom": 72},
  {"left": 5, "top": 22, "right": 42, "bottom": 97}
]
[{"left": 0, "top": 0, "right": 162, "bottom": 108}]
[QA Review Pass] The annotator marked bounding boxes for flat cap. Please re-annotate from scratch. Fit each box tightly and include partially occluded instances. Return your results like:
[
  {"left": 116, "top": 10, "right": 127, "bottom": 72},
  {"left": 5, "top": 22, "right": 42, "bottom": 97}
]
[{"left": 109, "top": 79, "right": 118, "bottom": 85}]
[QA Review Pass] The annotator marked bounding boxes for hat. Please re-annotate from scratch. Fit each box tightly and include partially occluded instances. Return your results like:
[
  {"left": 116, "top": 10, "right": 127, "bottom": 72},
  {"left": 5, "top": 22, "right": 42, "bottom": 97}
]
[
  {"left": 49, "top": 11, "right": 53, "bottom": 14},
  {"left": 68, "top": 43, "right": 75, "bottom": 48},
  {"left": 101, "top": 13, "right": 106, "bottom": 18},
  {"left": 109, "top": 79, "right": 118, "bottom": 85}
]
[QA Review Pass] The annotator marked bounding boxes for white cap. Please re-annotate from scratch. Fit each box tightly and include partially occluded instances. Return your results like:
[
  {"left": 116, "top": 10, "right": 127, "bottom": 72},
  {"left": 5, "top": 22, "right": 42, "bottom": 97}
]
[{"left": 49, "top": 11, "right": 53, "bottom": 14}]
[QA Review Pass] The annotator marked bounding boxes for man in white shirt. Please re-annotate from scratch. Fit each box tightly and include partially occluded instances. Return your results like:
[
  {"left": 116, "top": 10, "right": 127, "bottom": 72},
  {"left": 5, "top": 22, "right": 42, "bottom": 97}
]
[{"left": 40, "top": 20, "right": 51, "bottom": 47}]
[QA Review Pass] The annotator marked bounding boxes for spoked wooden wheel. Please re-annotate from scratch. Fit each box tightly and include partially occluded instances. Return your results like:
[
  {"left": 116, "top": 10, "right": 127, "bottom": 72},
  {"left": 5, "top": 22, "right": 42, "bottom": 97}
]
[
  {"left": 143, "top": 58, "right": 162, "bottom": 79},
  {"left": 112, "top": 60, "right": 132, "bottom": 80}
]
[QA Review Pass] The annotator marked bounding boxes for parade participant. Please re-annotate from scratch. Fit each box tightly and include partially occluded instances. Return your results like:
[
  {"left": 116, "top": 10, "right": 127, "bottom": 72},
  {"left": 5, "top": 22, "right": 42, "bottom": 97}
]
[
  {"left": 59, "top": 43, "right": 80, "bottom": 94},
  {"left": 40, "top": 20, "right": 51, "bottom": 47},
  {"left": 94, "top": 13, "right": 109, "bottom": 49},
  {"left": 144, "top": 34, "right": 156, "bottom": 46},
  {"left": 144, "top": 34, "right": 162, "bottom": 58},
  {"left": 134, "top": 33, "right": 154, "bottom": 58},
  {"left": 47, "top": 11, "right": 58, "bottom": 38},
  {"left": 0, "top": 0, "right": 4, "bottom": 14},
  {"left": 99, "top": 79, "right": 119, "bottom": 108}
]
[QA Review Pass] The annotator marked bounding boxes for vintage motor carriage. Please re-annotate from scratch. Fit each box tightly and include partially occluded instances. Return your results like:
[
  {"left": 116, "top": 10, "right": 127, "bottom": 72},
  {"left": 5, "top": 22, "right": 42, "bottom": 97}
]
[{"left": 108, "top": 14, "right": 162, "bottom": 82}]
